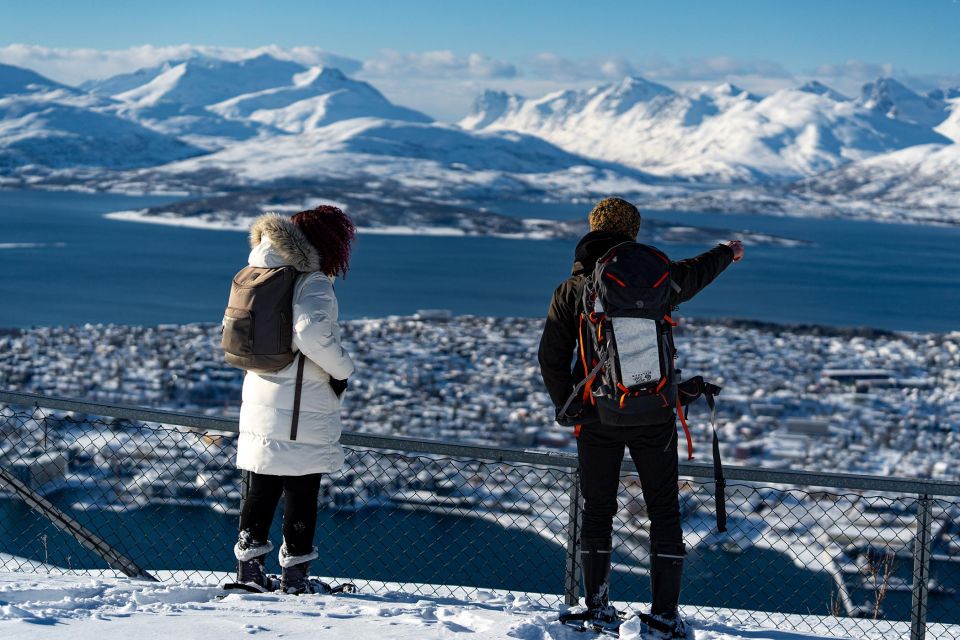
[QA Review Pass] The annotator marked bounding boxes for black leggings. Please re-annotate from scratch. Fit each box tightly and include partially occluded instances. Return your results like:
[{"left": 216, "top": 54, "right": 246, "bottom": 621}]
[
  {"left": 577, "top": 418, "right": 682, "bottom": 549},
  {"left": 238, "top": 472, "right": 322, "bottom": 556}
]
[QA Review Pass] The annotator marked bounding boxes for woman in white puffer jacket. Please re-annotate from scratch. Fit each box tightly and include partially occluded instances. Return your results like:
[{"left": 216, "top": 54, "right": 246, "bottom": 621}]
[{"left": 232, "top": 207, "right": 355, "bottom": 595}]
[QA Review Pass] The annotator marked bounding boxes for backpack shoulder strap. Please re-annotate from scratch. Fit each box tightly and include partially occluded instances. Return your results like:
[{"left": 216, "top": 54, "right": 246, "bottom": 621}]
[{"left": 289, "top": 353, "right": 306, "bottom": 441}]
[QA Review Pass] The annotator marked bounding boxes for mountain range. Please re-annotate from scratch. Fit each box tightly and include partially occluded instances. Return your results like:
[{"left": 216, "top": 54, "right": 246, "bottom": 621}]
[
  {"left": 1, "top": 52, "right": 958, "bottom": 224},
  {"left": 0, "top": 63, "right": 201, "bottom": 170},
  {"left": 461, "top": 77, "right": 954, "bottom": 182}
]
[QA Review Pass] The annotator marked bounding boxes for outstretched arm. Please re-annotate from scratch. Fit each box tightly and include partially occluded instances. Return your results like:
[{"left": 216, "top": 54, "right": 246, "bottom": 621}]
[
  {"left": 538, "top": 282, "right": 579, "bottom": 408},
  {"left": 670, "top": 240, "right": 742, "bottom": 305}
]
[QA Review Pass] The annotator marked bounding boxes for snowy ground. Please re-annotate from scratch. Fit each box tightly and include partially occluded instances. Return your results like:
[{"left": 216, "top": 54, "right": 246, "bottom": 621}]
[{"left": 0, "top": 570, "right": 869, "bottom": 640}]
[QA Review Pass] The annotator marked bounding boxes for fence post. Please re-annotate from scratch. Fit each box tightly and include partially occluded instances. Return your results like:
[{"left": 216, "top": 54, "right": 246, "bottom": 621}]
[
  {"left": 0, "top": 466, "right": 157, "bottom": 581},
  {"left": 910, "top": 494, "right": 933, "bottom": 640},
  {"left": 564, "top": 468, "right": 582, "bottom": 606}
]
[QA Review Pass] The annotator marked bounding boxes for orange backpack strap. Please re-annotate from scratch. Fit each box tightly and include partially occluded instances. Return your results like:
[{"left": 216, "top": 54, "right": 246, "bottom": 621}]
[{"left": 676, "top": 398, "right": 695, "bottom": 461}]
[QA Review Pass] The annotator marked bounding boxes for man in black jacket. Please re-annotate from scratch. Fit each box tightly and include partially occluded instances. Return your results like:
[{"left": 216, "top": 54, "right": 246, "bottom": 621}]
[{"left": 538, "top": 197, "right": 743, "bottom": 636}]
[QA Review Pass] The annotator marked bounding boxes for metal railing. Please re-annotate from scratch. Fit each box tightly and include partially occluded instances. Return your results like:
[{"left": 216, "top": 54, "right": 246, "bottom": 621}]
[{"left": 1, "top": 390, "right": 959, "bottom": 639}]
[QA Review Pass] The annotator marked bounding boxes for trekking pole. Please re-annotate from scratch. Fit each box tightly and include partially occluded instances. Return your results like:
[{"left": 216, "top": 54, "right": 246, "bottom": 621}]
[{"left": 706, "top": 390, "right": 727, "bottom": 533}]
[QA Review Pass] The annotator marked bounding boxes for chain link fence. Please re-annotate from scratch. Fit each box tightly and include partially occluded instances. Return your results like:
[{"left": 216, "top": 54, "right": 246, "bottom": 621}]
[{"left": 2, "top": 392, "right": 959, "bottom": 639}]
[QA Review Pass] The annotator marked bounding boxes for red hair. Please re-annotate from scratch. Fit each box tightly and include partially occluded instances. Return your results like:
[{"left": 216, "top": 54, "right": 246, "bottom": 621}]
[{"left": 290, "top": 206, "right": 356, "bottom": 278}]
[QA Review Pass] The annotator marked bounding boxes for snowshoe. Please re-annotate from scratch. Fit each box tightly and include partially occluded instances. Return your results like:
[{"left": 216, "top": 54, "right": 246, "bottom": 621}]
[
  {"left": 220, "top": 579, "right": 277, "bottom": 594},
  {"left": 287, "top": 577, "right": 356, "bottom": 595},
  {"left": 279, "top": 550, "right": 355, "bottom": 595},
  {"left": 559, "top": 606, "right": 622, "bottom": 636}
]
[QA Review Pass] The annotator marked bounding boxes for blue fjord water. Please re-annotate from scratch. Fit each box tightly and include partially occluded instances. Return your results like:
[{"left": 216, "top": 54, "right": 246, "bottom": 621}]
[{"left": 1, "top": 189, "right": 959, "bottom": 331}]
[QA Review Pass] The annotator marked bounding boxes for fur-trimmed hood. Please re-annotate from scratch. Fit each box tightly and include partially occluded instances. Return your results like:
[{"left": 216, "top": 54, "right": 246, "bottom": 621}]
[{"left": 248, "top": 213, "right": 321, "bottom": 272}]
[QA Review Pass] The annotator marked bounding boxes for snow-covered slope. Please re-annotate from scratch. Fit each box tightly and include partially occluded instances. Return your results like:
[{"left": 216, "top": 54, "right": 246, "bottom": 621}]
[
  {"left": 934, "top": 96, "right": 960, "bottom": 142},
  {"left": 80, "top": 61, "right": 183, "bottom": 97},
  {"left": 0, "top": 64, "right": 202, "bottom": 170},
  {"left": 791, "top": 142, "right": 960, "bottom": 216},
  {"left": 113, "top": 54, "right": 306, "bottom": 111},
  {"left": 462, "top": 77, "right": 949, "bottom": 183},
  {"left": 209, "top": 66, "right": 432, "bottom": 133},
  {"left": 146, "top": 116, "right": 654, "bottom": 198},
  {"left": 0, "top": 571, "right": 864, "bottom": 640}
]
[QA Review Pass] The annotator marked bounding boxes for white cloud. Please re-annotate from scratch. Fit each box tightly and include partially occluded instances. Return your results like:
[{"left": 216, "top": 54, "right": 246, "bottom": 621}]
[
  {"left": 807, "top": 59, "right": 960, "bottom": 97},
  {"left": 528, "top": 53, "right": 637, "bottom": 81},
  {"left": 360, "top": 50, "right": 517, "bottom": 79},
  {"left": 526, "top": 53, "right": 792, "bottom": 84},
  {"left": 642, "top": 56, "right": 793, "bottom": 82},
  {"left": 0, "top": 44, "right": 362, "bottom": 86}
]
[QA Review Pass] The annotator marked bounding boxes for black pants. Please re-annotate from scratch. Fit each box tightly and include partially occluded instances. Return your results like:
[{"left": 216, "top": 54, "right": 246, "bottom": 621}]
[
  {"left": 577, "top": 418, "right": 682, "bottom": 549},
  {"left": 238, "top": 472, "right": 322, "bottom": 556}
]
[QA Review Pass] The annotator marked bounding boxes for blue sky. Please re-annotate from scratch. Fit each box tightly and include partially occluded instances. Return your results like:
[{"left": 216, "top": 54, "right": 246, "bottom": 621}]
[
  {"left": 2, "top": 0, "right": 958, "bottom": 119},
  {"left": 3, "top": 0, "right": 957, "bottom": 72}
]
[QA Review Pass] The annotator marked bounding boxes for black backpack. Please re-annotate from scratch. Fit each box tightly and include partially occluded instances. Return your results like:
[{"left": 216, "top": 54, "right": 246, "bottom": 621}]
[{"left": 561, "top": 241, "right": 680, "bottom": 427}]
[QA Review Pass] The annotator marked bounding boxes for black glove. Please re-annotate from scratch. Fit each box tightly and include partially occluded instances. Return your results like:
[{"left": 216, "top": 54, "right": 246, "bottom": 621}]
[
  {"left": 555, "top": 398, "right": 584, "bottom": 427},
  {"left": 330, "top": 378, "right": 348, "bottom": 398}
]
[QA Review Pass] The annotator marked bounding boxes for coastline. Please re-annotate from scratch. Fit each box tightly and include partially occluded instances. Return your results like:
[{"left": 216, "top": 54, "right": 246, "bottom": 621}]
[
  {"left": 104, "top": 209, "right": 563, "bottom": 241},
  {"left": 102, "top": 208, "right": 805, "bottom": 246}
]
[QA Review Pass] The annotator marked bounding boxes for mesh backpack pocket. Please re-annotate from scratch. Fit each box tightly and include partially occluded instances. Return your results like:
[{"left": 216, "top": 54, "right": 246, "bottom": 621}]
[{"left": 610, "top": 317, "right": 663, "bottom": 387}]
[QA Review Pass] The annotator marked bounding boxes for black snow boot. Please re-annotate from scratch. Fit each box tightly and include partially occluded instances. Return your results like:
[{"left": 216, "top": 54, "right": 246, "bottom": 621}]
[
  {"left": 279, "top": 544, "right": 326, "bottom": 595},
  {"left": 648, "top": 541, "right": 687, "bottom": 637},
  {"left": 580, "top": 537, "right": 617, "bottom": 621},
  {"left": 233, "top": 531, "right": 275, "bottom": 592}
]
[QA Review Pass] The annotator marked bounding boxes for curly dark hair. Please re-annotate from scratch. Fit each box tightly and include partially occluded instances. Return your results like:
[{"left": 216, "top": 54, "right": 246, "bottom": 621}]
[{"left": 290, "top": 206, "right": 356, "bottom": 278}]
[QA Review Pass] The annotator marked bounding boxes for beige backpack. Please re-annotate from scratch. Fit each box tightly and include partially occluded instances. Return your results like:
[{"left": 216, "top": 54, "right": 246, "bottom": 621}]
[{"left": 221, "top": 266, "right": 298, "bottom": 373}]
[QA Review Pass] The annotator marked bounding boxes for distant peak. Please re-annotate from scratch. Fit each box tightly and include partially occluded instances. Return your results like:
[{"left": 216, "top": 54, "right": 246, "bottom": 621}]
[
  {"left": 294, "top": 66, "right": 347, "bottom": 87},
  {"left": 861, "top": 77, "right": 921, "bottom": 100},
  {"left": 602, "top": 76, "right": 674, "bottom": 111},
  {"left": 927, "top": 87, "right": 960, "bottom": 101},
  {"left": 617, "top": 75, "right": 673, "bottom": 94},
  {"left": 798, "top": 80, "right": 848, "bottom": 101},
  {"left": 475, "top": 89, "right": 518, "bottom": 105},
  {"left": 461, "top": 89, "right": 523, "bottom": 129},
  {"left": 707, "top": 82, "right": 759, "bottom": 101},
  {"left": 0, "top": 63, "right": 68, "bottom": 96}
]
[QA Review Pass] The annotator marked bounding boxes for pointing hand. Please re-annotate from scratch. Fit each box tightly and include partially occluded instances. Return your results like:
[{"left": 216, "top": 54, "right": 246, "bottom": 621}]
[{"left": 724, "top": 240, "right": 744, "bottom": 262}]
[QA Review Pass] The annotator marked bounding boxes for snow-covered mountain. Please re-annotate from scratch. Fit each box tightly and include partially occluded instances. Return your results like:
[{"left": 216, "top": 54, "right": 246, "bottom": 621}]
[
  {"left": 97, "top": 54, "right": 433, "bottom": 146},
  {"left": 857, "top": 78, "right": 949, "bottom": 129},
  {"left": 0, "top": 63, "right": 202, "bottom": 170},
  {"left": 102, "top": 55, "right": 308, "bottom": 147},
  {"left": 111, "top": 54, "right": 306, "bottom": 111},
  {"left": 791, "top": 142, "right": 960, "bottom": 216},
  {"left": 461, "top": 76, "right": 949, "bottom": 183},
  {"left": 5, "top": 49, "right": 960, "bottom": 227},
  {"left": 208, "top": 66, "right": 432, "bottom": 133}
]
